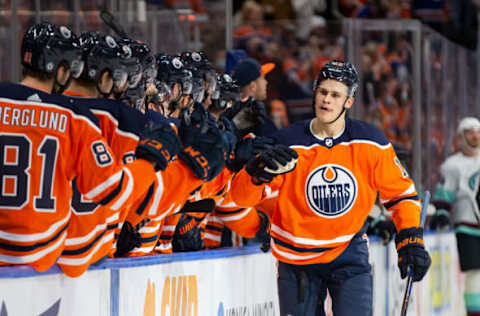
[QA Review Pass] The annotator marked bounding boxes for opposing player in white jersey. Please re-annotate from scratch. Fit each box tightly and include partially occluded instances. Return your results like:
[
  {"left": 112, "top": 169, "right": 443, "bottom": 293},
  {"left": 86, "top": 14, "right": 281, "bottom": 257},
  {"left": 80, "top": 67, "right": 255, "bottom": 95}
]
[{"left": 430, "top": 116, "right": 480, "bottom": 316}]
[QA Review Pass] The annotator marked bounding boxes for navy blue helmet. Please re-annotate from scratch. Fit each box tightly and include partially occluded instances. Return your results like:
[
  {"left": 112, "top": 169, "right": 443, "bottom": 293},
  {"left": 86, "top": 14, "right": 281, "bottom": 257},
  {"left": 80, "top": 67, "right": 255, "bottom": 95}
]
[
  {"left": 21, "top": 23, "right": 83, "bottom": 78},
  {"left": 314, "top": 60, "right": 359, "bottom": 97}
]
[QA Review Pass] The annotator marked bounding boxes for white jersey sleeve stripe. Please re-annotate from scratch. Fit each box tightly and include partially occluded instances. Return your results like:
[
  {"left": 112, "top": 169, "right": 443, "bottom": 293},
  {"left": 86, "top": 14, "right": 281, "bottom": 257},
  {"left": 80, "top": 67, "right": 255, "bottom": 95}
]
[
  {"left": 0, "top": 212, "right": 70, "bottom": 242},
  {"left": 85, "top": 170, "right": 123, "bottom": 200},
  {"left": 271, "top": 224, "right": 355, "bottom": 247}
]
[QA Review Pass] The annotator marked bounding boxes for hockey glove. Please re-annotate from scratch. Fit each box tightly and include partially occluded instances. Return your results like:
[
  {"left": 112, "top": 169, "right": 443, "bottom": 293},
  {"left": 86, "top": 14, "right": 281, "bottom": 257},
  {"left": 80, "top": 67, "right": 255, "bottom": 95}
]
[
  {"left": 115, "top": 221, "right": 141, "bottom": 257},
  {"left": 218, "top": 115, "right": 238, "bottom": 161},
  {"left": 245, "top": 144, "right": 298, "bottom": 185},
  {"left": 179, "top": 105, "right": 226, "bottom": 181},
  {"left": 172, "top": 214, "right": 204, "bottom": 252},
  {"left": 429, "top": 209, "right": 450, "bottom": 230},
  {"left": 227, "top": 136, "right": 276, "bottom": 172},
  {"left": 367, "top": 215, "right": 396, "bottom": 245},
  {"left": 395, "top": 227, "right": 431, "bottom": 282},
  {"left": 255, "top": 210, "right": 271, "bottom": 253},
  {"left": 136, "top": 121, "right": 181, "bottom": 171},
  {"left": 225, "top": 98, "right": 269, "bottom": 132}
]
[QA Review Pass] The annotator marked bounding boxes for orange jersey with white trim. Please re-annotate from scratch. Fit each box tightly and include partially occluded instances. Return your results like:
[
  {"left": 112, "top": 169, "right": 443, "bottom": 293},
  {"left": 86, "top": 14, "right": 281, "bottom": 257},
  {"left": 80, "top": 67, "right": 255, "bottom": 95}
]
[
  {"left": 127, "top": 166, "right": 232, "bottom": 256},
  {"left": 125, "top": 160, "right": 203, "bottom": 256},
  {"left": 0, "top": 83, "right": 155, "bottom": 272},
  {"left": 231, "top": 118, "right": 420, "bottom": 265},
  {"left": 57, "top": 94, "right": 148, "bottom": 276}
]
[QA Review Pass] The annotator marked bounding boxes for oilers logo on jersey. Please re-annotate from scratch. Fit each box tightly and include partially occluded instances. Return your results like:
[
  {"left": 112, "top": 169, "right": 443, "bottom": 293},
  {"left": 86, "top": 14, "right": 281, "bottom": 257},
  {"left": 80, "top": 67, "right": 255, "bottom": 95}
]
[{"left": 305, "top": 164, "right": 358, "bottom": 218}]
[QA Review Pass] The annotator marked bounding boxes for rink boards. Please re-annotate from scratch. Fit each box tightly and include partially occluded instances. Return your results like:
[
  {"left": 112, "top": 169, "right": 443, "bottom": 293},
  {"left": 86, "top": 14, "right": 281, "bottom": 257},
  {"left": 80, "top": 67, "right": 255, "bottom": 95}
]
[{"left": 0, "top": 231, "right": 465, "bottom": 316}]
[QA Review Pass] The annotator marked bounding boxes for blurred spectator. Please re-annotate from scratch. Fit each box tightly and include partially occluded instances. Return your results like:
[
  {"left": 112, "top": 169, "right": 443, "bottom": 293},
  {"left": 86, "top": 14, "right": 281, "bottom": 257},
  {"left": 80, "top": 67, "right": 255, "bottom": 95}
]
[
  {"left": 269, "top": 99, "right": 290, "bottom": 128},
  {"left": 291, "top": 0, "right": 326, "bottom": 39},
  {"left": 446, "top": 0, "right": 478, "bottom": 50},
  {"left": 261, "top": 0, "right": 295, "bottom": 21},
  {"left": 234, "top": 0, "right": 272, "bottom": 52},
  {"left": 149, "top": 0, "right": 206, "bottom": 13},
  {"left": 411, "top": 0, "right": 447, "bottom": 33}
]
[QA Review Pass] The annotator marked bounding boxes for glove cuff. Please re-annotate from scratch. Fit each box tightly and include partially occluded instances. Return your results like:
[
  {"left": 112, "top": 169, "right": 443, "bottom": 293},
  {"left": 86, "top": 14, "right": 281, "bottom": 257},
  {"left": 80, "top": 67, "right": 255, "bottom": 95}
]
[
  {"left": 395, "top": 227, "right": 424, "bottom": 251},
  {"left": 178, "top": 150, "right": 208, "bottom": 181},
  {"left": 435, "top": 209, "right": 450, "bottom": 217},
  {"left": 135, "top": 147, "right": 166, "bottom": 171}
]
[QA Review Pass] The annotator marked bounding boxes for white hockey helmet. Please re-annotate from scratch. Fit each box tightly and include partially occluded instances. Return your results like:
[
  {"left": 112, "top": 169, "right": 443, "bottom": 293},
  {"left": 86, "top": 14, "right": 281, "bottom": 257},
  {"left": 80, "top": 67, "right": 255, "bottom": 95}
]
[{"left": 457, "top": 117, "right": 480, "bottom": 135}]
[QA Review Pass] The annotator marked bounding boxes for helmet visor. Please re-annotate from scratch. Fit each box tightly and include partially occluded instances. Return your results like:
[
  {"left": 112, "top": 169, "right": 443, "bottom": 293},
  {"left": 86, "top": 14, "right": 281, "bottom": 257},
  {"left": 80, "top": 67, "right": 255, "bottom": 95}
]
[
  {"left": 143, "top": 65, "right": 157, "bottom": 84},
  {"left": 128, "top": 72, "right": 142, "bottom": 89},
  {"left": 112, "top": 68, "right": 128, "bottom": 90},
  {"left": 181, "top": 77, "right": 193, "bottom": 95},
  {"left": 70, "top": 58, "right": 85, "bottom": 79},
  {"left": 205, "top": 71, "right": 217, "bottom": 94},
  {"left": 155, "top": 80, "right": 171, "bottom": 103}
]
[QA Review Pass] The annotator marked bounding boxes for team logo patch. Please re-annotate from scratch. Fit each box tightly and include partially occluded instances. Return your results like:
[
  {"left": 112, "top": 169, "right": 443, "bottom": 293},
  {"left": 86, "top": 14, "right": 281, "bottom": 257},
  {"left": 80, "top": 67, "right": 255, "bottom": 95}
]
[
  {"left": 192, "top": 52, "right": 201, "bottom": 62},
  {"left": 105, "top": 35, "right": 117, "bottom": 48},
  {"left": 59, "top": 26, "right": 71, "bottom": 39},
  {"left": 172, "top": 57, "right": 183, "bottom": 69},
  {"left": 305, "top": 164, "right": 357, "bottom": 218}
]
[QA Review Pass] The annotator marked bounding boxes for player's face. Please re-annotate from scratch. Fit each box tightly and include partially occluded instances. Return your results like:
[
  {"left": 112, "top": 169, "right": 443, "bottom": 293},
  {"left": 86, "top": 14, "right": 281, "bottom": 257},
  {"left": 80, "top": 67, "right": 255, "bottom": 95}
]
[
  {"left": 254, "top": 75, "right": 268, "bottom": 101},
  {"left": 464, "top": 128, "right": 480, "bottom": 148},
  {"left": 314, "top": 79, "right": 353, "bottom": 123}
]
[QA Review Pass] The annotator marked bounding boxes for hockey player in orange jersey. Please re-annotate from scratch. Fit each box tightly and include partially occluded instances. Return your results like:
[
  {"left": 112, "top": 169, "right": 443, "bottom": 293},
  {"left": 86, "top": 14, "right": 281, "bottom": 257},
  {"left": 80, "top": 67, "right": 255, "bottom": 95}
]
[
  {"left": 230, "top": 60, "right": 431, "bottom": 315},
  {"left": 57, "top": 33, "right": 158, "bottom": 276},
  {"left": 0, "top": 23, "right": 183, "bottom": 273}
]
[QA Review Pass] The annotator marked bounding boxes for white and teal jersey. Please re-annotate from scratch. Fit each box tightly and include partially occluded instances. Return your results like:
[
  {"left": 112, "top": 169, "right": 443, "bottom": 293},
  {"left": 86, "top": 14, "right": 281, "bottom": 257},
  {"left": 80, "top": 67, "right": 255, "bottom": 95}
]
[{"left": 435, "top": 152, "right": 480, "bottom": 231}]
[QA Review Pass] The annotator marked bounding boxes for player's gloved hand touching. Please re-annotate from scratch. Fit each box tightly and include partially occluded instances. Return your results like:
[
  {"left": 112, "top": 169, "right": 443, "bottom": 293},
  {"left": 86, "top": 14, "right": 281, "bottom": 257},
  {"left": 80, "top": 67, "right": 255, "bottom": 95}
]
[
  {"left": 136, "top": 121, "right": 181, "bottom": 171},
  {"left": 225, "top": 97, "right": 269, "bottom": 131},
  {"left": 367, "top": 215, "right": 396, "bottom": 245},
  {"left": 218, "top": 115, "right": 238, "bottom": 161},
  {"left": 172, "top": 214, "right": 204, "bottom": 252},
  {"left": 395, "top": 227, "right": 431, "bottom": 282},
  {"left": 179, "top": 103, "right": 226, "bottom": 181},
  {"left": 227, "top": 136, "right": 276, "bottom": 172},
  {"left": 429, "top": 208, "right": 450, "bottom": 230},
  {"left": 245, "top": 144, "right": 298, "bottom": 185},
  {"left": 115, "top": 221, "right": 141, "bottom": 257},
  {"left": 255, "top": 210, "right": 271, "bottom": 253}
]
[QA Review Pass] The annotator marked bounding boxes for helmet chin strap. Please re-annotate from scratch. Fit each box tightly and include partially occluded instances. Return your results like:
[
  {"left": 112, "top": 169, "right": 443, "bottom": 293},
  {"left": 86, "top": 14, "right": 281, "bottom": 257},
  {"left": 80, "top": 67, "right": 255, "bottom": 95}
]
[
  {"left": 96, "top": 82, "right": 114, "bottom": 99},
  {"left": 51, "top": 66, "right": 72, "bottom": 95}
]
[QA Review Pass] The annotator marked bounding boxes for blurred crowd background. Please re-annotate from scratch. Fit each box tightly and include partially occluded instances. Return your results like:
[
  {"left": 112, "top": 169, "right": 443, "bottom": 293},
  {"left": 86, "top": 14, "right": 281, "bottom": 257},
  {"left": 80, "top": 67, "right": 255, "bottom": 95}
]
[{"left": 0, "top": 0, "right": 480, "bottom": 191}]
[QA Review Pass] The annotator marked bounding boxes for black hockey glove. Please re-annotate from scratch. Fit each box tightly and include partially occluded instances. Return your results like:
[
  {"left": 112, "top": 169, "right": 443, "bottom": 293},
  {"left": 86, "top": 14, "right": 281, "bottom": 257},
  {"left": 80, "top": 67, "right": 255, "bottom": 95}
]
[
  {"left": 225, "top": 98, "right": 269, "bottom": 132},
  {"left": 179, "top": 104, "right": 226, "bottom": 181},
  {"left": 115, "top": 221, "right": 141, "bottom": 257},
  {"left": 218, "top": 115, "right": 238, "bottom": 161},
  {"left": 255, "top": 210, "right": 271, "bottom": 253},
  {"left": 245, "top": 144, "right": 298, "bottom": 185},
  {"left": 226, "top": 136, "right": 276, "bottom": 172},
  {"left": 136, "top": 121, "right": 181, "bottom": 171},
  {"left": 429, "top": 209, "right": 450, "bottom": 230},
  {"left": 172, "top": 214, "right": 204, "bottom": 252},
  {"left": 395, "top": 227, "right": 431, "bottom": 282},
  {"left": 366, "top": 215, "right": 396, "bottom": 245}
]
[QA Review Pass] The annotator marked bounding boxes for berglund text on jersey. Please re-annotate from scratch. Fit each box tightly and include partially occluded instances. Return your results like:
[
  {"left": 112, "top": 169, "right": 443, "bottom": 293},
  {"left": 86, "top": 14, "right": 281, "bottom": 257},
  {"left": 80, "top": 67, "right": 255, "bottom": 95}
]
[{"left": 0, "top": 104, "right": 68, "bottom": 133}]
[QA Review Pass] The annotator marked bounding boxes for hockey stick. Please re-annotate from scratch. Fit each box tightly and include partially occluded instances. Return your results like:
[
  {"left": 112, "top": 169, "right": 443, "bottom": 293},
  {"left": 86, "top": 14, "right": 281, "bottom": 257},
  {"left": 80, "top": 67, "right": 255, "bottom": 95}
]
[
  {"left": 400, "top": 190, "right": 431, "bottom": 316},
  {"left": 178, "top": 199, "right": 216, "bottom": 213},
  {"left": 100, "top": 10, "right": 129, "bottom": 39}
]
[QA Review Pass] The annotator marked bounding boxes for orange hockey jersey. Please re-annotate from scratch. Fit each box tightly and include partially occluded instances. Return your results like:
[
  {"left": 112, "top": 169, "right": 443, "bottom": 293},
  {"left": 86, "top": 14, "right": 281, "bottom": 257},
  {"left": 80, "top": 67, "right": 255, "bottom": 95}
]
[
  {"left": 57, "top": 94, "right": 148, "bottom": 276},
  {"left": 0, "top": 83, "right": 156, "bottom": 272},
  {"left": 231, "top": 118, "right": 421, "bottom": 265}
]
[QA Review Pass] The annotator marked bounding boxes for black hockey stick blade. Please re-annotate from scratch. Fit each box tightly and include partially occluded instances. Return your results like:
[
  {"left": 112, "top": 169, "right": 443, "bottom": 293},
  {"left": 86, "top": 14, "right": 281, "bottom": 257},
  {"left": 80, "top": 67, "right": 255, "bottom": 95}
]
[
  {"left": 179, "top": 199, "right": 216, "bottom": 213},
  {"left": 100, "top": 10, "right": 129, "bottom": 39}
]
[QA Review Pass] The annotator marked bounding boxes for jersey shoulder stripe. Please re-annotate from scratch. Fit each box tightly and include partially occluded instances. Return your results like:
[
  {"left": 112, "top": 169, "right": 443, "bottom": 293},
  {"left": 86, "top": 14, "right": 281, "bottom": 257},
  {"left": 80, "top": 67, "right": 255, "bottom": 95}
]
[
  {"left": 0, "top": 82, "right": 99, "bottom": 127},
  {"left": 272, "top": 118, "right": 389, "bottom": 148},
  {"left": 70, "top": 97, "right": 146, "bottom": 137},
  {"left": 342, "top": 118, "right": 389, "bottom": 146},
  {"left": 271, "top": 120, "right": 315, "bottom": 146}
]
